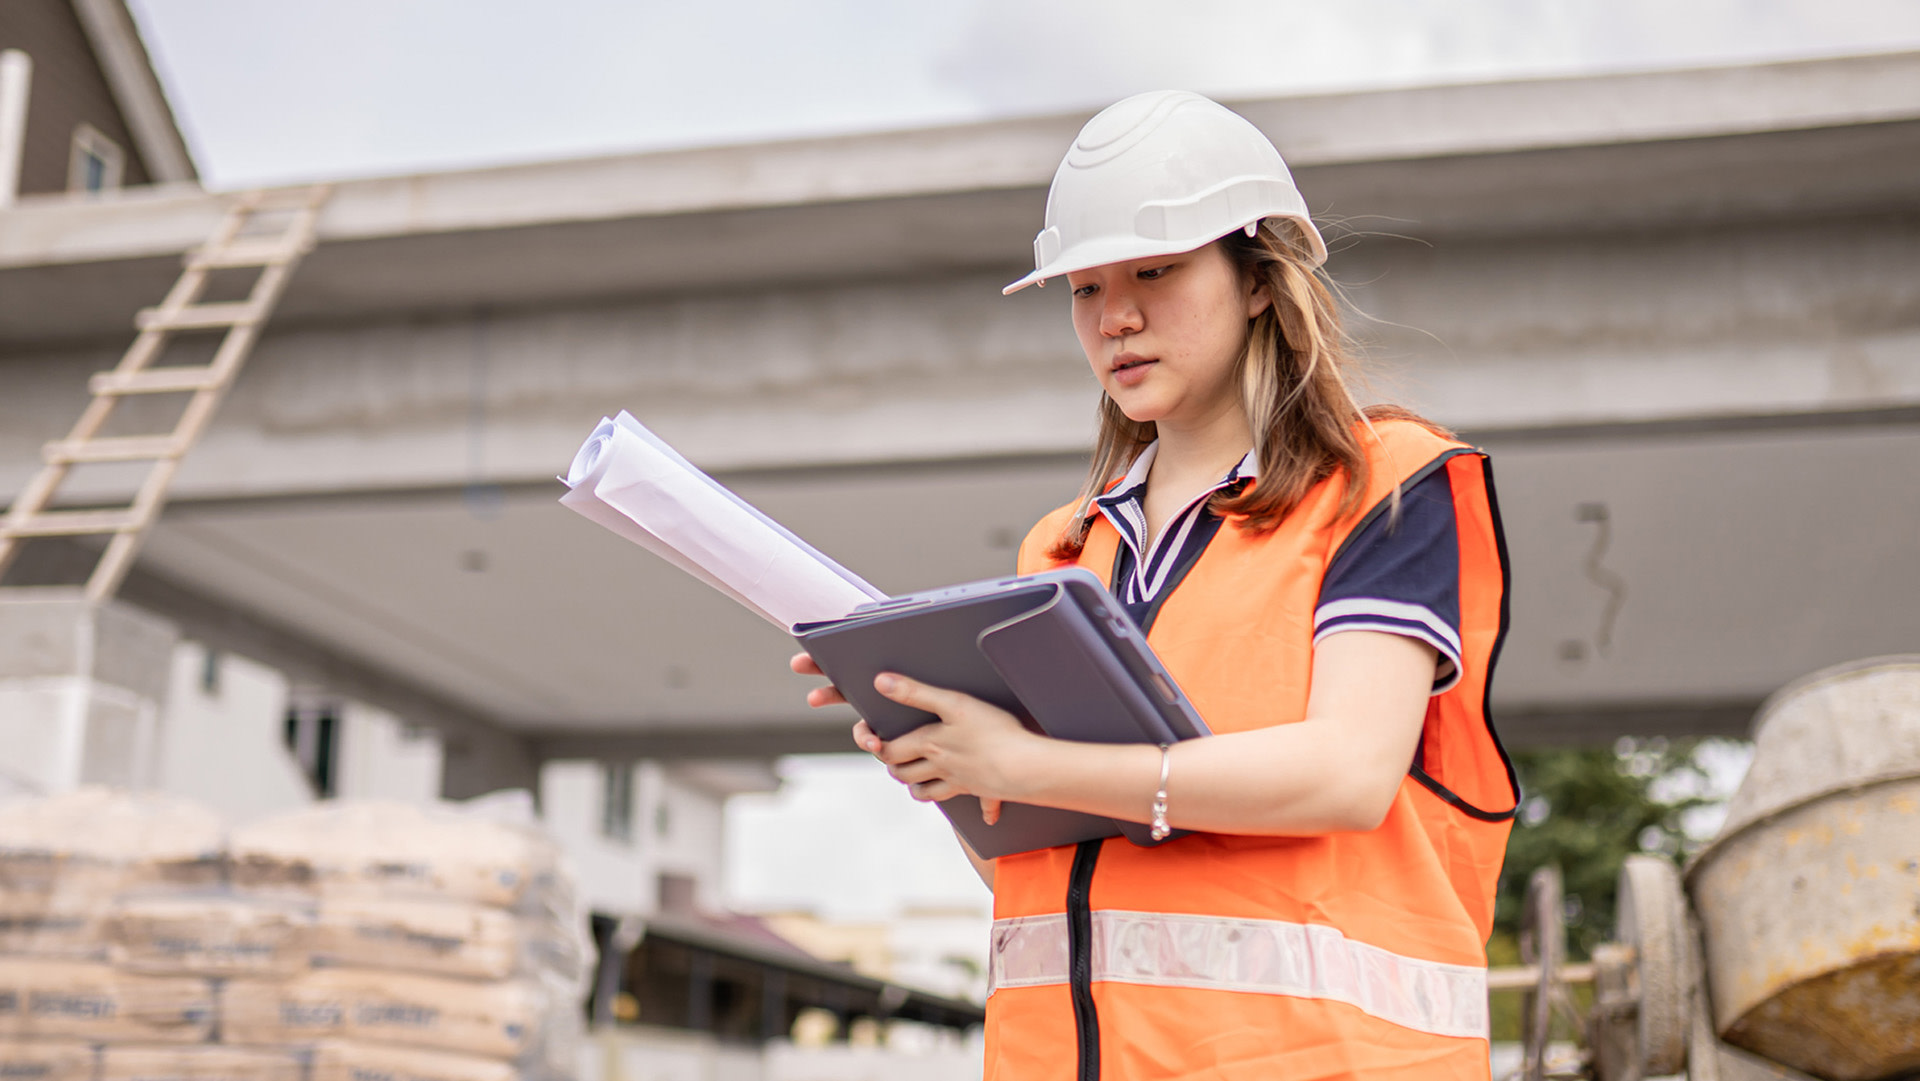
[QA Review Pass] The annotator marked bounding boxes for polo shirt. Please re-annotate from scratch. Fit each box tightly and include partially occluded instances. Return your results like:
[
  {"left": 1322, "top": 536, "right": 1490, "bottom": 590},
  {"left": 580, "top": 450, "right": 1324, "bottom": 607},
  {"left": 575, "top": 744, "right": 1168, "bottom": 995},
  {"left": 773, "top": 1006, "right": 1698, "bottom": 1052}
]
[{"left": 1094, "top": 441, "right": 1463, "bottom": 693}]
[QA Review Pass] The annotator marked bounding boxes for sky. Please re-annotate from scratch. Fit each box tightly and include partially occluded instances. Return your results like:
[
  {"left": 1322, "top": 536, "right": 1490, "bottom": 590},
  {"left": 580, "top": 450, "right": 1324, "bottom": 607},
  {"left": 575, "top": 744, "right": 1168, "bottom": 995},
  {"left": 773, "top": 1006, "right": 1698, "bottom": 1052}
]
[
  {"left": 118, "top": 1, "right": 1888, "bottom": 920},
  {"left": 129, "top": 0, "right": 1920, "bottom": 190}
]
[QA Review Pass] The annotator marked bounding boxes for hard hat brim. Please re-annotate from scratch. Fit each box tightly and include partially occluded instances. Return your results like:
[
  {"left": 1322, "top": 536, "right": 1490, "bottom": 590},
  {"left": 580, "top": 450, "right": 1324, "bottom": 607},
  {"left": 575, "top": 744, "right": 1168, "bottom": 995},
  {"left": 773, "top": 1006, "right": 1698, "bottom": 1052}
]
[{"left": 1001, "top": 215, "right": 1327, "bottom": 296}]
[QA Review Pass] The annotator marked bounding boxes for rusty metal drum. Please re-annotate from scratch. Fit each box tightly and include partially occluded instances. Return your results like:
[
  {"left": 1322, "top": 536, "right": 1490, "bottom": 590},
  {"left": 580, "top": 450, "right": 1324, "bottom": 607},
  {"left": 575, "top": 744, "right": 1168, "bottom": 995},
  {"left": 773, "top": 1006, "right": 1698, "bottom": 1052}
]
[{"left": 1686, "top": 656, "right": 1920, "bottom": 1081}]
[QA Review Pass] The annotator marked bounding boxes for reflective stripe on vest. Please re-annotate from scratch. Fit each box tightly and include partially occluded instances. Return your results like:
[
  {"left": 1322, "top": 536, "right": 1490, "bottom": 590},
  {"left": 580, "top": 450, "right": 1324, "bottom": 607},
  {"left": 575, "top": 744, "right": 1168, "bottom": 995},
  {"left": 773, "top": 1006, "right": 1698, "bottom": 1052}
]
[{"left": 989, "top": 909, "right": 1490, "bottom": 1041}]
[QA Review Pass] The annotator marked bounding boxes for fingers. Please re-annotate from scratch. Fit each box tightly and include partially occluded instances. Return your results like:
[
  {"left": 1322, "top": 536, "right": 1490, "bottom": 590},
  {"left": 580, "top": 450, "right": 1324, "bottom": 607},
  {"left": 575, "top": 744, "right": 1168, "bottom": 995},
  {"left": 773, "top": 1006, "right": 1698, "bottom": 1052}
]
[
  {"left": 873, "top": 671, "right": 969, "bottom": 715},
  {"left": 908, "top": 779, "right": 956, "bottom": 803},
  {"left": 792, "top": 652, "right": 846, "bottom": 707},
  {"left": 885, "top": 754, "right": 941, "bottom": 787},
  {"left": 851, "top": 720, "right": 883, "bottom": 755},
  {"left": 980, "top": 797, "right": 1002, "bottom": 826}
]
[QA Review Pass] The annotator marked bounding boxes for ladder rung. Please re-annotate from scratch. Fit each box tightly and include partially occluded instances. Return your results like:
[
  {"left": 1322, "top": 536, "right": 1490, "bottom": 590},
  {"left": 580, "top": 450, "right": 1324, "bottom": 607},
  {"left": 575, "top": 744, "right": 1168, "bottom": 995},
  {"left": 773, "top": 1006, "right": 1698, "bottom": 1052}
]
[
  {"left": 90, "top": 367, "right": 226, "bottom": 395},
  {"left": 247, "top": 185, "right": 330, "bottom": 211},
  {"left": 1, "top": 508, "right": 141, "bottom": 538},
  {"left": 43, "top": 436, "right": 183, "bottom": 464},
  {"left": 135, "top": 301, "right": 265, "bottom": 331},
  {"left": 186, "top": 236, "right": 305, "bottom": 270}
]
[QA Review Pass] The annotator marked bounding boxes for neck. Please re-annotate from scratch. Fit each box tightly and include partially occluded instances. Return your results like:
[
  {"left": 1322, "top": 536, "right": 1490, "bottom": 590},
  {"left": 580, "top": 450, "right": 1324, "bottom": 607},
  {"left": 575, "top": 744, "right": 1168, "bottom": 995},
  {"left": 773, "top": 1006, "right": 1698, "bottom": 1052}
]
[{"left": 1151, "top": 406, "right": 1255, "bottom": 484}]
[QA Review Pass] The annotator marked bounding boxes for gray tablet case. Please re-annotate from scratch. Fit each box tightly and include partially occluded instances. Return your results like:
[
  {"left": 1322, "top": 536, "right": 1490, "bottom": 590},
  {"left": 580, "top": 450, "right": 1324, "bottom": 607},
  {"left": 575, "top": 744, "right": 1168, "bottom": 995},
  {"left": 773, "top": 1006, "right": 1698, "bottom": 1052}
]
[{"left": 794, "top": 567, "right": 1209, "bottom": 859}]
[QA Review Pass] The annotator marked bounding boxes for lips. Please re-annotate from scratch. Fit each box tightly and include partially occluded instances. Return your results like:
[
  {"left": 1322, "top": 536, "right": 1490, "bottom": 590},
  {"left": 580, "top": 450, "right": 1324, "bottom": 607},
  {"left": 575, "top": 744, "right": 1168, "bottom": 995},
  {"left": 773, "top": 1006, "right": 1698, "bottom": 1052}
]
[{"left": 1110, "top": 353, "right": 1157, "bottom": 387}]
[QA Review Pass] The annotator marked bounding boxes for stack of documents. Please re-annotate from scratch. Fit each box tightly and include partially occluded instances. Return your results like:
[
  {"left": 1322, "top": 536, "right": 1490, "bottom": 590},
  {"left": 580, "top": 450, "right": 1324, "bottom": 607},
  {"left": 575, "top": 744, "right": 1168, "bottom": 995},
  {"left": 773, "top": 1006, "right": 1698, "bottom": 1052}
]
[
  {"left": 559, "top": 413, "right": 1209, "bottom": 858},
  {"left": 559, "top": 412, "right": 886, "bottom": 629}
]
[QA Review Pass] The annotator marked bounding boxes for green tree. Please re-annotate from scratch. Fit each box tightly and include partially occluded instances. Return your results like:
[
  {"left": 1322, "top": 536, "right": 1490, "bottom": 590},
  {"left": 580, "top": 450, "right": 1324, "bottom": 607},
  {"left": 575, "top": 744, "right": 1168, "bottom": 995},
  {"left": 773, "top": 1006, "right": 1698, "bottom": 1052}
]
[{"left": 1493, "top": 737, "right": 1716, "bottom": 959}]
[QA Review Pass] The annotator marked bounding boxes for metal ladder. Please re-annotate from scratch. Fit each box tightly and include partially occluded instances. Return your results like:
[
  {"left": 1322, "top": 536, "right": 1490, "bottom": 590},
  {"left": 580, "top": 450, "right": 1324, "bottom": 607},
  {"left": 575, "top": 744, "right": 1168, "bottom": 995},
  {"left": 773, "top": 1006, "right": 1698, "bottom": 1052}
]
[{"left": 0, "top": 184, "right": 330, "bottom": 602}]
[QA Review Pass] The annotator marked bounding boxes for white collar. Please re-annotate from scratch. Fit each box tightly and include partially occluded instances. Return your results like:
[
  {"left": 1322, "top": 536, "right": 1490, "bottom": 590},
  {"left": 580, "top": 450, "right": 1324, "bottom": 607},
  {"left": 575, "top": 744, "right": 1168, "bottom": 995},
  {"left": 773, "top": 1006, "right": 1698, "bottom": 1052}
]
[{"left": 1097, "top": 441, "right": 1258, "bottom": 508}]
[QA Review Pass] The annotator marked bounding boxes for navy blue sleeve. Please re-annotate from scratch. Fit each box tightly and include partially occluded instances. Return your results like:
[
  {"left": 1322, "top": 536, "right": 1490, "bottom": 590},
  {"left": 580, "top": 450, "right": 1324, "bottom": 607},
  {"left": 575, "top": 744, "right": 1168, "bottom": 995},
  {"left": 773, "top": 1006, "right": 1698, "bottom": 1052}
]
[{"left": 1314, "top": 468, "right": 1463, "bottom": 693}]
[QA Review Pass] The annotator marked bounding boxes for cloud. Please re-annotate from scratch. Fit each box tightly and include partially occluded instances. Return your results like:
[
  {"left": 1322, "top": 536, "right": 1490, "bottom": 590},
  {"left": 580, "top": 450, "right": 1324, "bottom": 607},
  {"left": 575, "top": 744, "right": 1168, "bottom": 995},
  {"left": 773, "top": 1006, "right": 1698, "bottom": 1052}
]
[{"left": 930, "top": 0, "right": 1920, "bottom": 119}]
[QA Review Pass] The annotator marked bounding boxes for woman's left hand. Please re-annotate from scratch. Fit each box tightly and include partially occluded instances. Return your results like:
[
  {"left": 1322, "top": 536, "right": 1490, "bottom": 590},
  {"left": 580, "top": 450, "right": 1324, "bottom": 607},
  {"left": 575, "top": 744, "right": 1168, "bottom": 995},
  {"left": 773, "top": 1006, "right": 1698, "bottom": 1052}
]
[{"left": 853, "top": 672, "right": 1043, "bottom": 825}]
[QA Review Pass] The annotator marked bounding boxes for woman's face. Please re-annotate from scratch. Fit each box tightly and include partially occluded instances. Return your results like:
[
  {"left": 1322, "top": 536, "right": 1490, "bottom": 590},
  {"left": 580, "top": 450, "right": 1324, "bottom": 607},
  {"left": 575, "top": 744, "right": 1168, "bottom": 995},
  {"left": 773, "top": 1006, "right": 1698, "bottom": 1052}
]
[{"left": 1066, "top": 241, "right": 1270, "bottom": 435}]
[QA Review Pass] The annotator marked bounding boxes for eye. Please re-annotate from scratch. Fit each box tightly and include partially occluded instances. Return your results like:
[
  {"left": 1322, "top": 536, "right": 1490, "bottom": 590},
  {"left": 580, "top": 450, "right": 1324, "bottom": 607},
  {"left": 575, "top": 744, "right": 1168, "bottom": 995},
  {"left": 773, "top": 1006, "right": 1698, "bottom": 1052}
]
[
  {"left": 1137, "top": 264, "right": 1173, "bottom": 281},
  {"left": 1071, "top": 282, "right": 1098, "bottom": 299}
]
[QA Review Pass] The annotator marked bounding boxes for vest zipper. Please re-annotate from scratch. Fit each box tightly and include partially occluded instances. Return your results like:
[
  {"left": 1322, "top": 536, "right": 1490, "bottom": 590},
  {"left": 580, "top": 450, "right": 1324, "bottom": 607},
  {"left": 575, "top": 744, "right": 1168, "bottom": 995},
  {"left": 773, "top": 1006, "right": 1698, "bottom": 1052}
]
[{"left": 1068, "top": 838, "right": 1103, "bottom": 1081}]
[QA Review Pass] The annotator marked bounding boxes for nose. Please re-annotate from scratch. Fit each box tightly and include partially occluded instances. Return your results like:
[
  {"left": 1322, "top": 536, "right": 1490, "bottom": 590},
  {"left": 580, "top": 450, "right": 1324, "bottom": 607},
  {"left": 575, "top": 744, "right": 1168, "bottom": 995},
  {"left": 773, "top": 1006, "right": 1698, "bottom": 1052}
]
[{"left": 1098, "top": 289, "right": 1143, "bottom": 339}]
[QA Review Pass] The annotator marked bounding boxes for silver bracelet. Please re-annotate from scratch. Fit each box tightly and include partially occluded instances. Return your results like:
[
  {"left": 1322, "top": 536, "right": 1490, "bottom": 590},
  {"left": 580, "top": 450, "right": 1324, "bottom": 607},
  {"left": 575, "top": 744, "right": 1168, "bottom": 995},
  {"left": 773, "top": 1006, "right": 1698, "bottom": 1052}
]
[{"left": 1150, "top": 743, "right": 1172, "bottom": 841}]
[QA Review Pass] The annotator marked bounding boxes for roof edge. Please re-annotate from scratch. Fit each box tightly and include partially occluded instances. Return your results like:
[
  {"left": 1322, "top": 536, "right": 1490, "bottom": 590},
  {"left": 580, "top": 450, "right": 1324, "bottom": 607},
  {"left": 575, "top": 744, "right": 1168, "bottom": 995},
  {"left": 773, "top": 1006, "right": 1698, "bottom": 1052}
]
[{"left": 67, "top": 0, "right": 198, "bottom": 184}]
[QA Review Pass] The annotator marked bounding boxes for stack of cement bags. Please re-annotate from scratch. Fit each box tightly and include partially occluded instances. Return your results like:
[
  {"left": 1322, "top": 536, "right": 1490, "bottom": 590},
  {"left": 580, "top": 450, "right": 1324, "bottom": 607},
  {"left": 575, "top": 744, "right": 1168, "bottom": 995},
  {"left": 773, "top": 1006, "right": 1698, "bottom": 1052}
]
[{"left": 0, "top": 790, "right": 589, "bottom": 1081}]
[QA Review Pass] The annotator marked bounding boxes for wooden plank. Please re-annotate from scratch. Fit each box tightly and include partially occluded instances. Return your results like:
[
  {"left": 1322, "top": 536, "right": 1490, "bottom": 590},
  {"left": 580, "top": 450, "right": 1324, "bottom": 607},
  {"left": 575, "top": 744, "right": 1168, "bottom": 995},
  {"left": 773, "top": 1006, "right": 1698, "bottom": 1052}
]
[
  {"left": 134, "top": 301, "right": 265, "bottom": 332},
  {"left": 90, "top": 366, "right": 224, "bottom": 395},
  {"left": 2, "top": 185, "right": 332, "bottom": 594},
  {"left": 1486, "top": 962, "right": 1595, "bottom": 992},
  {"left": 185, "top": 236, "right": 303, "bottom": 270},
  {"left": 0, "top": 508, "right": 140, "bottom": 537},
  {"left": 249, "top": 184, "right": 332, "bottom": 211},
  {"left": 42, "top": 435, "right": 181, "bottom": 464}
]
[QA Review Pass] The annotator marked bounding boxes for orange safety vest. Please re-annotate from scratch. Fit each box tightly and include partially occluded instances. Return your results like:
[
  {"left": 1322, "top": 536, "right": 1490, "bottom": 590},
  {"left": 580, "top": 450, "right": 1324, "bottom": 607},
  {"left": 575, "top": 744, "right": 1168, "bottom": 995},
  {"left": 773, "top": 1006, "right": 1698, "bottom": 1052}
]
[{"left": 988, "top": 419, "right": 1517, "bottom": 1081}]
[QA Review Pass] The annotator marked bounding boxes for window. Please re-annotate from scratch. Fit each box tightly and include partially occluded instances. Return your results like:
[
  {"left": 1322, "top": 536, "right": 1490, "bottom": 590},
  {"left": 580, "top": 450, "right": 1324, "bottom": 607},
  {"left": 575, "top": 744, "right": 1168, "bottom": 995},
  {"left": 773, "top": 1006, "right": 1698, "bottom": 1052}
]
[
  {"left": 283, "top": 704, "right": 339, "bottom": 798},
  {"left": 68, "top": 124, "right": 123, "bottom": 194},
  {"left": 601, "top": 762, "right": 635, "bottom": 843},
  {"left": 199, "top": 646, "right": 221, "bottom": 695}
]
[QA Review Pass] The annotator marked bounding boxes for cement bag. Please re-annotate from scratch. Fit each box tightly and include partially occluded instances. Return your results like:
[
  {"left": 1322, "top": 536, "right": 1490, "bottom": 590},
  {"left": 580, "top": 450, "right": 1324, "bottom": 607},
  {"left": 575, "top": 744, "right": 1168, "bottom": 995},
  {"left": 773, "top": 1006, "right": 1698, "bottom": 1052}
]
[
  {"left": 222, "top": 970, "right": 541, "bottom": 1059},
  {"left": 309, "top": 897, "right": 580, "bottom": 983},
  {"left": 229, "top": 803, "right": 569, "bottom": 915},
  {"left": 0, "top": 960, "right": 215, "bottom": 1043},
  {"left": 97, "top": 1046, "right": 303, "bottom": 1081},
  {"left": 0, "top": 895, "right": 103, "bottom": 961},
  {"left": 310, "top": 1041, "right": 516, "bottom": 1081},
  {"left": 0, "top": 790, "right": 225, "bottom": 899},
  {"left": 0, "top": 1038, "right": 97, "bottom": 1081},
  {"left": 105, "top": 895, "right": 312, "bottom": 979}
]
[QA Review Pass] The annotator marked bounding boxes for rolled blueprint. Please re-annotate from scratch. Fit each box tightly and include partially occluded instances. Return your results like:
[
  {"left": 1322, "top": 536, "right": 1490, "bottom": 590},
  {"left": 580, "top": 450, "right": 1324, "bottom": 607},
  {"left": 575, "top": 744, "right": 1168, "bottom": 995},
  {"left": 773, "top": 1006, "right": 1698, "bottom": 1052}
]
[{"left": 559, "top": 413, "right": 885, "bottom": 629}]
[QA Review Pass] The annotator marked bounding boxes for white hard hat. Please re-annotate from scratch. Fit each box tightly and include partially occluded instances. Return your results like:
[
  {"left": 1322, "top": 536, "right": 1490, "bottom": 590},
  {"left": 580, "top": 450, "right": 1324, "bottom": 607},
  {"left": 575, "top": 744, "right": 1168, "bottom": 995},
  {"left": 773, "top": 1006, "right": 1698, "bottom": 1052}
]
[{"left": 1003, "top": 90, "right": 1327, "bottom": 296}]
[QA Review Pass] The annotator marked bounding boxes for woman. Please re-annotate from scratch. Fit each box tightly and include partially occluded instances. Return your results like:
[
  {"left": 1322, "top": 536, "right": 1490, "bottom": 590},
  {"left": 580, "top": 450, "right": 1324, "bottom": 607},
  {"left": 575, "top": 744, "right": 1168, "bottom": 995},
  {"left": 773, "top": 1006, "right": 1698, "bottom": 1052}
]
[{"left": 793, "top": 91, "right": 1517, "bottom": 1080}]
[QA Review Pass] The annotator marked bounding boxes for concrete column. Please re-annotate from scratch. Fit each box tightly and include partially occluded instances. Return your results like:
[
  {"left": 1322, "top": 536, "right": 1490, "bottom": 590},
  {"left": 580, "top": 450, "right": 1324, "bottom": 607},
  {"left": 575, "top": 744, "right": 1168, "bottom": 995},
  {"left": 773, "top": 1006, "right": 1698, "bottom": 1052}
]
[
  {"left": 0, "top": 590, "right": 178, "bottom": 793},
  {"left": 0, "top": 50, "right": 30, "bottom": 208}
]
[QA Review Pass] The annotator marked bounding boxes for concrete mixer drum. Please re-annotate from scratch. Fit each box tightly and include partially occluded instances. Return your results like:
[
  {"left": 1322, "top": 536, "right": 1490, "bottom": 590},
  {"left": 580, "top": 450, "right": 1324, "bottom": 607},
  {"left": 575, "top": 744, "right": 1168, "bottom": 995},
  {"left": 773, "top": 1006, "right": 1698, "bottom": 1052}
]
[{"left": 1686, "top": 656, "right": 1920, "bottom": 1081}]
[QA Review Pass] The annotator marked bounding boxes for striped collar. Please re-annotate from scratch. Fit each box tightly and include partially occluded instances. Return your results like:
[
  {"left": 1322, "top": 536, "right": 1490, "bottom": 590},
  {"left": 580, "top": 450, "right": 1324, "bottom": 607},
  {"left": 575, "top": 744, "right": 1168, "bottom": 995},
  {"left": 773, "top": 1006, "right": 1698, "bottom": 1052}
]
[{"left": 1094, "top": 442, "right": 1257, "bottom": 602}]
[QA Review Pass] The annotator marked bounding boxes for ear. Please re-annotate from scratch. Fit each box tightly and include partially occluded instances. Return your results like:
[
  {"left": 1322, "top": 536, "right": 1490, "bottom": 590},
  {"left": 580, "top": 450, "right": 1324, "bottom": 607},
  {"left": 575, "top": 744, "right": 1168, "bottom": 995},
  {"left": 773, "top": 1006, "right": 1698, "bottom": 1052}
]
[{"left": 1246, "top": 274, "right": 1273, "bottom": 320}]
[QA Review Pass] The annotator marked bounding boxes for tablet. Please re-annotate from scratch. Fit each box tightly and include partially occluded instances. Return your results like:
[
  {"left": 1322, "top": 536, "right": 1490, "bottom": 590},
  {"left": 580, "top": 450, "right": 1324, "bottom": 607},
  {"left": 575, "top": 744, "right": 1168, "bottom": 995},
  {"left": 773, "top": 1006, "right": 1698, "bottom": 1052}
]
[{"left": 795, "top": 568, "right": 1209, "bottom": 858}]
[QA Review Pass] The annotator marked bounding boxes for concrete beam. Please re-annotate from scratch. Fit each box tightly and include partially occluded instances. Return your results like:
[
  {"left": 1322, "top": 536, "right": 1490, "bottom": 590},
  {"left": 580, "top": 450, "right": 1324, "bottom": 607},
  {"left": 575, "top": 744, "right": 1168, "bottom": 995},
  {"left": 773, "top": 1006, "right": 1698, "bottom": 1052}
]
[
  {"left": 6, "top": 200, "right": 1918, "bottom": 506},
  {"left": 528, "top": 698, "right": 1767, "bottom": 761},
  {"left": 1463, "top": 403, "right": 1920, "bottom": 446},
  {"left": 531, "top": 724, "right": 856, "bottom": 763},
  {"left": 1496, "top": 699, "right": 1762, "bottom": 749}
]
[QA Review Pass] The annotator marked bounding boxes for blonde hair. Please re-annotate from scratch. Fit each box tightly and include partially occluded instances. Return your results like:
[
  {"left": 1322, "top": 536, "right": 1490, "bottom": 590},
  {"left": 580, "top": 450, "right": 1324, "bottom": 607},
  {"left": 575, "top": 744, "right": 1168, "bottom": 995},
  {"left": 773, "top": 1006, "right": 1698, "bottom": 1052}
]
[{"left": 1047, "top": 221, "right": 1433, "bottom": 561}]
